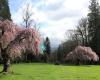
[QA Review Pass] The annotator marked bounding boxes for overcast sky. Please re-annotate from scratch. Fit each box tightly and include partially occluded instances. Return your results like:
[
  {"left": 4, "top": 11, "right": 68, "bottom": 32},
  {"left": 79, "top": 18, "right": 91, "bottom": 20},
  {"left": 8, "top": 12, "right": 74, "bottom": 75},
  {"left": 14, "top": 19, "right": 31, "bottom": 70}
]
[{"left": 9, "top": 0, "right": 100, "bottom": 47}]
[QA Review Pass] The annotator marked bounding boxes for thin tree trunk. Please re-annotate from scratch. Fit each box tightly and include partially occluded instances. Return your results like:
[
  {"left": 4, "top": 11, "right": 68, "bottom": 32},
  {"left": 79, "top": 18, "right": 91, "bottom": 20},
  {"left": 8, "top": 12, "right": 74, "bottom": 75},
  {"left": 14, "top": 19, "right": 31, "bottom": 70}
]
[
  {"left": 2, "top": 58, "right": 10, "bottom": 72},
  {"left": 0, "top": 48, "right": 10, "bottom": 73}
]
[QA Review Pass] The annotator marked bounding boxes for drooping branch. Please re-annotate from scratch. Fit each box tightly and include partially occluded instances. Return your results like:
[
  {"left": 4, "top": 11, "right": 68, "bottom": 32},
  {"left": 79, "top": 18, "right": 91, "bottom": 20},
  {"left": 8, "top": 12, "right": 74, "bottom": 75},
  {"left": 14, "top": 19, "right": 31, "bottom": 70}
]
[
  {"left": 0, "top": 20, "right": 40, "bottom": 72},
  {"left": 66, "top": 46, "right": 99, "bottom": 64}
]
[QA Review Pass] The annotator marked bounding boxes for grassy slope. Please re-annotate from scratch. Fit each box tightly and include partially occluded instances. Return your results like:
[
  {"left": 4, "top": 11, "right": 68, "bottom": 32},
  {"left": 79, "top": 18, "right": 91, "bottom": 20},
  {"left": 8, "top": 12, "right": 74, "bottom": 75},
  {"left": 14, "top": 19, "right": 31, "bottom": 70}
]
[{"left": 0, "top": 63, "right": 100, "bottom": 80}]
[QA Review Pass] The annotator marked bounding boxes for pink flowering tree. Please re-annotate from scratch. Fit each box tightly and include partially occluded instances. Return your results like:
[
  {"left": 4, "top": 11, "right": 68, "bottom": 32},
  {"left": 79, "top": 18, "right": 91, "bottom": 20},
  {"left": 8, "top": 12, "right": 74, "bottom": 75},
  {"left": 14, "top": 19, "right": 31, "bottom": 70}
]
[
  {"left": 0, "top": 20, "right": 40, "bottom": 72},
  {"left": 66, "top": 46, "right": 99, "bottom": 65}
]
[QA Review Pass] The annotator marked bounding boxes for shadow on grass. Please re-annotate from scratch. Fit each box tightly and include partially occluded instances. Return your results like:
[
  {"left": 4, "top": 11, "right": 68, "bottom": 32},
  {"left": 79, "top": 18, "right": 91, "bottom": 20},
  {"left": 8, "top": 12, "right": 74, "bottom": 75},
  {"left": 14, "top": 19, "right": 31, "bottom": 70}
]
[
  {"left": 0, "top": 71, "right": 23, "bottom": 79},
  {"left": 59, "top": 64, "right": 92, "bottom": 67},
  {"left": 0, "top": 71, "right": 23, "bottom": 76},
  {"left": 12, "top": 72, "right": 23, "bottom": 75},
  {"left": 0, "top": 72, "right": 8, "bottom": 79}
]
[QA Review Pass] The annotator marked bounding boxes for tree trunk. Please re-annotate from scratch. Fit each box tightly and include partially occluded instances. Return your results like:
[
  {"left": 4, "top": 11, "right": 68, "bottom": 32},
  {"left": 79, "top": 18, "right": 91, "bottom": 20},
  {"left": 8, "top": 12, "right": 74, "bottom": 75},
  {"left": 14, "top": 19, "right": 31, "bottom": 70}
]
[
  {"left": 0, "top": 47, "right": 10, "bottom": 73},
  {"left": 2, "top": 58, "right": 10, "bottom": 72},
  {"left": 76, "top": 59, "right": 80, "bottom": 65}
]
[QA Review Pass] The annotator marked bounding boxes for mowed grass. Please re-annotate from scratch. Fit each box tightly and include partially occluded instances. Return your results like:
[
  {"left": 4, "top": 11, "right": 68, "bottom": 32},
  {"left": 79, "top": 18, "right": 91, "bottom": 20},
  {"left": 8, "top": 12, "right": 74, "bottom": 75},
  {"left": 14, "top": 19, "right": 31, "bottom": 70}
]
[{"left": 0, "top": 63, "right": 100, "bottom": 80}]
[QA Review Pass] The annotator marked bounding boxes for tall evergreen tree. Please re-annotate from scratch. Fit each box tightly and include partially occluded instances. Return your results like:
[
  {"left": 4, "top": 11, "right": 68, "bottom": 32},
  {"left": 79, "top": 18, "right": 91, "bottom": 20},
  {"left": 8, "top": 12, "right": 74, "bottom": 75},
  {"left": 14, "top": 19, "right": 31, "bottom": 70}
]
[
  {"left": 0, "top": 0, "right": 11, "bottom": 20},
  {"left": 88, "top": 0, "right": 100, "bottom": 55},
  {"left": 44, "top": 37, "right": 51, "bottom": 62}
]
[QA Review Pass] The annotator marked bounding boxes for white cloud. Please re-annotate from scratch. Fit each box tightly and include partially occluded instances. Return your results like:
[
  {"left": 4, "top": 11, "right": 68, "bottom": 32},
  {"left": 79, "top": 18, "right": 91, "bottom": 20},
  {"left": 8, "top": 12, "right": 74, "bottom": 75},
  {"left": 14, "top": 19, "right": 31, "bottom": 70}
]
[
  {"left": 45, "top": 0, "right": 62, "bottom": 5},
  {"left": 10, "top": 0, "right": 90, "bottom": 47}
]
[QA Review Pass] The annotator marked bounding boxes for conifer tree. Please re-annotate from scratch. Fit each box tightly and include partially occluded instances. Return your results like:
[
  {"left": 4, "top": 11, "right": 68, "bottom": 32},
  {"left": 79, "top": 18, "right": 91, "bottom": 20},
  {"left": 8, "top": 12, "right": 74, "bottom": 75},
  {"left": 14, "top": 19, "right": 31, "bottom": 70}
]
[
  {"left": 88, "top": 0, "right": 100, "bottom": 55},
  {"left": 0, "top": 0, "right": 11, "bottom": 20}
]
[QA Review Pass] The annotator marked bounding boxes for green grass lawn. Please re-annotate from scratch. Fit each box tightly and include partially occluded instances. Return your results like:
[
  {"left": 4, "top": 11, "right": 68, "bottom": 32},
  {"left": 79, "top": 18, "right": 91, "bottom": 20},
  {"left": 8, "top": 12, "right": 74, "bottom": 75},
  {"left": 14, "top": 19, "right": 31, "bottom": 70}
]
[{"left": 0, "top": 63, "right": 100, "bottom": 80}]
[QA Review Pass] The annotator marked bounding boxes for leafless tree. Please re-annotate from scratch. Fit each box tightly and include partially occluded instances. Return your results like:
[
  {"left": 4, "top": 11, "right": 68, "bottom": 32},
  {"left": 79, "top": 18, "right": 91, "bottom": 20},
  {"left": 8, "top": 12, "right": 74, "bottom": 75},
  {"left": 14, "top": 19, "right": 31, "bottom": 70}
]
[
  {"left": 22, "top": 3, "right": 40, "bottom": 30},
  {"left": 66, "top": 29, "right": 81, "bottom": 46},
  {"left": 22, "top": 3, "right": 33, "bottom": 28},
  {"left": 76, "top": 18, "right": 89, "bottom": 46}
]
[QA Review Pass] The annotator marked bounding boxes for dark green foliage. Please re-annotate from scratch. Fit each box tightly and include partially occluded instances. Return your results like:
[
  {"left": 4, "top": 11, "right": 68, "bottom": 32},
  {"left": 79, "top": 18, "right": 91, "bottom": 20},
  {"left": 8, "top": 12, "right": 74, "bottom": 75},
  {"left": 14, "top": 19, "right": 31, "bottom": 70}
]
[
  {"left": 44, "top": 37, "right": 51, "bottom": 62},
  {"left": 57, "top": 40, "right": 78, "bottom": 63},
  {"left": 0, "top": 0, "right": 11, "bottom": 20},
  {"left": 44, "top": 37, "right": 51, "bottom": 54},
  {"left": 88, "top": 0, "right": 100, "bottom": 55}
]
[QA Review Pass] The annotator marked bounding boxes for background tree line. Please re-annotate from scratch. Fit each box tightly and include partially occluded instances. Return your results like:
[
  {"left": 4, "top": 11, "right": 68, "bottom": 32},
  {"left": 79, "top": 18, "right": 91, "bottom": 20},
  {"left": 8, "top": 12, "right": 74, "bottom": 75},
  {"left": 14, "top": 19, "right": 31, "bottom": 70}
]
[
  {"left": 55, "top": 0, "right": 100, "bottom": 64},
  {"left": 0, "top": 0, "right": 100, "bottom": 65}
]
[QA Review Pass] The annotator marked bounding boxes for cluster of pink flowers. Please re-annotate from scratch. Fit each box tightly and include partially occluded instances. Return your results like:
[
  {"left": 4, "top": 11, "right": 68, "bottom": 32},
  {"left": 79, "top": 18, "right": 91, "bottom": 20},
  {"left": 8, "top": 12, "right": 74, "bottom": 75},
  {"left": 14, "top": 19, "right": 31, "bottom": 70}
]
[
  {"left": 66, "top": 46, "right": 99, "bottom": 62},
  {"left": 0, "top": 20, "right": 40, "bottom": 59}
]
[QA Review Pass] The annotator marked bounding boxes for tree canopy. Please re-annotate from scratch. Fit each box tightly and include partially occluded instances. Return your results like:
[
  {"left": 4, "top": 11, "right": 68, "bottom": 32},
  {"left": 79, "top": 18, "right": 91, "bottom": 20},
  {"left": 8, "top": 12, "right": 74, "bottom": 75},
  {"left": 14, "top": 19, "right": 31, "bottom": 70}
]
[
  {"left": 66, "top": 46, "right": 99, "bottom": 64},
  {"left": 88, "top": 0, "right": 100, "bottom": 54},
  {"left": 0, "top": 0, "right": 11, "bottom": 20},
  {"left": 0, "top": 20, "right": 40, "bottom": 72}
]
